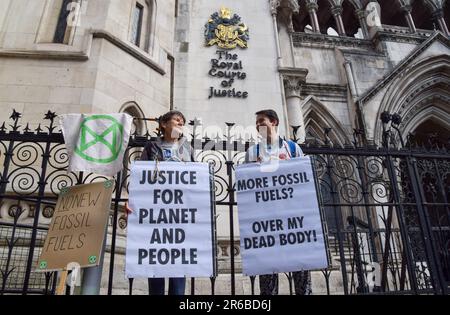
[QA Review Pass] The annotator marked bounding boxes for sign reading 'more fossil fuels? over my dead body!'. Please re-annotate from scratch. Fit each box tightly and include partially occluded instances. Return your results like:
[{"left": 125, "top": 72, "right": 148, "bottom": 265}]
[
  {"left": 205, "top": 7, "right": 249, "bottom": 99},
  {"left": 236, "top": 158, "right": 329, "bottom": 275}
]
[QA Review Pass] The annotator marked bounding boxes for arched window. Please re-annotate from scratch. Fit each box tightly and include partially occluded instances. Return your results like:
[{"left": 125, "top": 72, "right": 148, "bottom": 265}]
[
  {"left": 304, "top": 24, "right": 315, "bottom": 32},
  {"left": 327, "top": 26, "right": 340, "bottom": 36},
  {"left": 341, "top": 0, "right": 365, "bottom": 37},
  {"left": 37, "top": 0, "right": 83, "bottom": 44},
  {"left": 302, "top": 96, "right": 352, "bottom": 232},
  {"left": 120, "top": 102, "right": 147, "bottom": 195},
  {"left": 376, "top": 0, "right": 409, "bottom": 29},
  {"left": 293, "top": 0, "right": 335, "bottom": 34},
  {"left": 410, "top": 117, "right": 450, "bottom": 149},
  {"left": 410, "top": 0, "right": 435, "bottom": 31},
  {"left": 129, "top": 0, "right": 156, "bottom": 53},
  {"left": 293, "top": 0, "right": 368, "bottom": 38},
  {"left": 121, "top": 102, "right": 146, "bottom": 135}
]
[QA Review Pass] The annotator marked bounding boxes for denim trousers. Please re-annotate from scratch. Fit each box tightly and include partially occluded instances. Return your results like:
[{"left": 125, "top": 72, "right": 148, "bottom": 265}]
[
  {"left": 259, "top": 271, "right": 312, "bottom": 295},
  {"left": 148, "top": 277, "right": 186, "bottom": 295}
]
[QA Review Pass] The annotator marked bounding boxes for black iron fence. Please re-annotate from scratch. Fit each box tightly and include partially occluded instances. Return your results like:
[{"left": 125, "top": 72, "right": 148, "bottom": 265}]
[{"left": 0, "top": 110, "right": 449, "bottom": 295}]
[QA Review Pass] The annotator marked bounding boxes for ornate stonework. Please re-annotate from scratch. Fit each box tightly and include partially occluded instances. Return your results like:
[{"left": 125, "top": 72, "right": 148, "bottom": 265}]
[
  {"left": 292, "top": 32, "right": 373, "bottom": 49},
  {"left": 279, "top": 68, "right": 308, "bottom": 98},
  {"left": 361, "top": 32, "right": 450, "bottom": 104}
]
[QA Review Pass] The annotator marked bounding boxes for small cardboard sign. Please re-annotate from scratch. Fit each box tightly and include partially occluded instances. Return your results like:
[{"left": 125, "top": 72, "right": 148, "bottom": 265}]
[{"left": 37, "top": 180, "right": 114, "bottom": 271}]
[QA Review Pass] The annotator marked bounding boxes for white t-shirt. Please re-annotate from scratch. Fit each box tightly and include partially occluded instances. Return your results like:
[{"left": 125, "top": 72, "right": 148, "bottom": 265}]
[{"left": 245, "top": 138, "right": 303, "bottom": 163}]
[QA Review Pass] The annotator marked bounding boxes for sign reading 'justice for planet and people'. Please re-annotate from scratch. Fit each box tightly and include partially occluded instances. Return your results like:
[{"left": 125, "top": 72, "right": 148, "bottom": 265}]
[
  {"left": 126, "top": 161, "right": 215, "bottom": 278},
  {"left": 37, "top": 181, "right": 114, "bottom": 271},
  {"left": 236, "top": 158, "right": 328, "bottom": 275}
]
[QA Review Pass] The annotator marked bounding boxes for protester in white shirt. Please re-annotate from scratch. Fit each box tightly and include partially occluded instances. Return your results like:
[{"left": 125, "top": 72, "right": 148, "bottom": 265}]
[{"left": 245, "top": 109, "right": 312, "bottom": 295}]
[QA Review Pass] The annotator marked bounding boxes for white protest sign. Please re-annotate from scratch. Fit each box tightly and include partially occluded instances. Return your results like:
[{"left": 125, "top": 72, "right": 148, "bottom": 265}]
[
  {"left": 236, "top": 157, "right": 328, "bottom": 276},
  {"left": 126, "top": 161, "right": 215, "bottom": 278}
]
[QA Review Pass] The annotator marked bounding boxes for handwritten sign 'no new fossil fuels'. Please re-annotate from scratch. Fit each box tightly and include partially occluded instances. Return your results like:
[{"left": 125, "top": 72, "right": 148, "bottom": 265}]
[{"left": 37, "top": 181, "right": 113, "bottom": 271}]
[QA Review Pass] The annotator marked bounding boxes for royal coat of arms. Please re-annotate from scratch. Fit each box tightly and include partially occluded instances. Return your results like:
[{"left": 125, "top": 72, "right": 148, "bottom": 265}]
[{"left": 205, "top": 7, "right": 249, "bottom": 49}]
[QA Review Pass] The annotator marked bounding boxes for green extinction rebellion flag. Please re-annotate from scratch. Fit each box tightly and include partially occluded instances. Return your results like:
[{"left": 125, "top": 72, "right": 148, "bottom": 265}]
[{"left": 60, "top": 114, "right": 133, "bottom": 176}]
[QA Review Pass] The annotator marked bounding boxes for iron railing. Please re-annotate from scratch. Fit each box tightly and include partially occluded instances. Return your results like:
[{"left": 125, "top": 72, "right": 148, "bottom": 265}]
[{"left": 0, "top": 110, "right": 448, "bottom": 295}]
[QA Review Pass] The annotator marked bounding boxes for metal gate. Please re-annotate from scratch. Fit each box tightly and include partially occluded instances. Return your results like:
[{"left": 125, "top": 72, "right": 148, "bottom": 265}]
[{"left": 0, "top": 110, "right": 448, "bottom": 294}]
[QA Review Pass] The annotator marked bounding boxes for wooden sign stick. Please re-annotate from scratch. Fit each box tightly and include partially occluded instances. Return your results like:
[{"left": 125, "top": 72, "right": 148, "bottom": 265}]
[{"left": 56, "top": 270, "right": 68, "bottom": 295}]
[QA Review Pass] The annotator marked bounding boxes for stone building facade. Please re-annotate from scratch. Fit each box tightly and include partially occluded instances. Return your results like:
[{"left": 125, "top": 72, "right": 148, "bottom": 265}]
[
  {"left": 0, "top": 0, "right": 175, "bottom": 131},
  {"left": 0, "top": 0, "right": 449, "bottom": 294}
]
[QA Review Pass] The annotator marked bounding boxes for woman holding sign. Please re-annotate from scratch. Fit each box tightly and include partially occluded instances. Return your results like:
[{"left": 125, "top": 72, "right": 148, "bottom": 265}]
[
  {"left": 140, "top": 110, "right": 194, "bottom": 295},
  {"left": 245, "top": 109, "right": 312, "bottom": 295}
]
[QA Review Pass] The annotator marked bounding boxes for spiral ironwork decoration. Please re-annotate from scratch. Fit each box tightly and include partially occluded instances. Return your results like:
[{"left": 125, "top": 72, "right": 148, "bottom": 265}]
[
  {"left": 225, "top": 152, "right": 246, "bottom": 174},
  {"left": 9, "top": 168, "right": 40, "bottom": 195},
  {"left": 331, "top": 156, "right": 357, "bottom": 179},
  {"left": 214, "top": 175, "right": 230, "bottom": 202},
  {"left": 311, "top": 155, "right": 327, "bottom": 179},
  {"left": 363, "top": 156, "right": 385, "bottom": 179},
  {"left": 196, "top": 150, "right": 226, "bottom": 174},
  {"left": 11, "top": 142, "right": 42, "bottom": 167},
  {"left": 48, "top": 143, "right": 69, "bottom": 169},
  {"left": 336, "top": 179, "right": 363, "bottom": 203},
  {"left": 45, "top": 170, "right": 77, "bottom": 196},
  {"left": 123, "top": 147, "right": 144, "bottom": 172},
  {"left": 231, "top": 151, "right": 247, "bottom": 168},
  {"left": 369, "top": 181, "right": 392, "bottom": 203}
]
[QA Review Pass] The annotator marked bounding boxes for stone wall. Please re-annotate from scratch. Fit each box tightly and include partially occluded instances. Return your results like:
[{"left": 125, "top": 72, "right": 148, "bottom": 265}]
[
  {"left": 0, "top": 0, "right": 175, "bottom": 125},
  {"left": 174, "top": 0, "right": 286, "bottom": 137}
]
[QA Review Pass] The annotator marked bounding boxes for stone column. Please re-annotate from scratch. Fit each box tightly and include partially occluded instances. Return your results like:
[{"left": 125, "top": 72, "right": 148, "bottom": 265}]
[
  {"left": 270, "top": 1, "right": 283, "bottom": 67},
  {"left": 432, "top": 9, "right": 450, "bottom": 37},
  {"left": 331, "top": 5, "right": 346, "bottom": 36},
  {"left": 400, "top": 4, "right": 416, "bottom": 33},
  {"left": 279, "top": 68, "right": 309, "bottom": 142},
  {"left": 344, "top": 60, "right": 358, "bottom": 101},
  {"left": 356, "top": 9, "right": 369, "bottom": 39},
  {"left": 306, "top": 0, "right": 321, "bottom": 33}
]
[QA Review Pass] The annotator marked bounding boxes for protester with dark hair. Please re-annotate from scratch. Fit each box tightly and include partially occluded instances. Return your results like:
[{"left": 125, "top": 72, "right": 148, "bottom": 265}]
[
  {"left": 140, "top": 110, "right": 194, "bottom": 295},
  {"left": 141, "top": 110, "right": 193, "bottom": 163},
  {"left": 245, "top": 109, "right": 312, "bottom": 295}
]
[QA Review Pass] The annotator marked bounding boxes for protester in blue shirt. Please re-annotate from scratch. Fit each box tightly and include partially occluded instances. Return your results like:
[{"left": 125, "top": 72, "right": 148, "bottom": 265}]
[{"left": 245, "top": 109, "right": 312, "bottom": 295}]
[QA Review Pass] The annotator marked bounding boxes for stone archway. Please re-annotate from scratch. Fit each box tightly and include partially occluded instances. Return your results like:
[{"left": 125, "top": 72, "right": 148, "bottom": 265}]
[
  {"left": 374, "top": 55, "right": 450, "bottom": 146},
  {"left": 407, "top": 115, "right": 450, "bottom": 284},
  {"left": 120, "top": 102, "right": 146, "bottom": 135},
  {"left": 403, "top": 107, "right": 450, "bottom": 148},
  {"left": 302, "top": 95, "right": 351, "bottom": 146}
]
